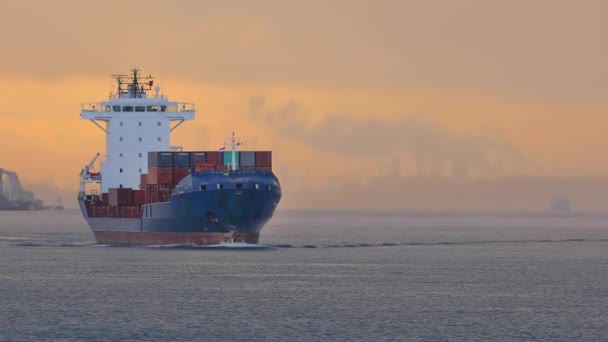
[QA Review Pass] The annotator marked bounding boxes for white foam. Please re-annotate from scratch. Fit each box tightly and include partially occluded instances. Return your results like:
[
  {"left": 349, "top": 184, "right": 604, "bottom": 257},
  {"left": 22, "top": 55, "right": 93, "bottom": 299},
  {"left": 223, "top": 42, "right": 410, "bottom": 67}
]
[
  {"left": 0, "top": 236, "right": 29, "bottom": 241},
  {"left": 205, "top": 242, "right": 270, "bottom": 249}
]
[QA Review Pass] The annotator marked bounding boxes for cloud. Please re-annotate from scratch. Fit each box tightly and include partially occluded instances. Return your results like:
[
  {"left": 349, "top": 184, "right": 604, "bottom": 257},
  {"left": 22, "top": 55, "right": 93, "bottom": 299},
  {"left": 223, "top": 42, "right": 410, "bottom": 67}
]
[{"left": 251, "top": 97, "right": 531, "bottom": 178}]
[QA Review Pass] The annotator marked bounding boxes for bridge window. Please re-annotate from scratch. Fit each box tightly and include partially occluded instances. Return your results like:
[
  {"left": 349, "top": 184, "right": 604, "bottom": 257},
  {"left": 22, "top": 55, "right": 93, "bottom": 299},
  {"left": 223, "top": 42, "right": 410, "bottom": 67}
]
[
  {"left": 160, "top": 105, "right": 167, "bottom": 112},
  {"left": 112, "top": 105, "right": 121, "bottom": 112},
  {"left": 138, "top": 121, "right": 142, "bottom": 126},
  {"left": 157, "top": 121, "right": 161, "bottom": 126},
  {"left": 135, "top": 106, "right": 145, "bottom": 112},
  {"left": 104, "top": 105, "right": 111, "bottom": 112},
  {"left": 139, "top": 168, "right": 142, "bottom": 173},
  {"left": 138, "top": 137, "right": 142, "bottom": 142},
  {"left": 200, "top": 185, "right": 206, "bottom": 190},
  {"left": 119, "top": 121, "right": 123, "bottom": 126},
  {"left": 157, "top": 137, "right": 161, "bottom": 142},
  {"left": 119, "top": 168, "right": 123, "bottom": 173},
  {"left": 119, "top": 137, "right": 123, "bottom": 142},
  {"left": 123, "top": 106, "right": 133, "bottom": 112},
  {"left": 119, "top": 153, "right": 123, "bottom": 157},
  {"left": 147, "top": 105, "right": 160, "bottom": 112},
  {"left": 139, "top": 153, "right": 142, "bottom": 157}
]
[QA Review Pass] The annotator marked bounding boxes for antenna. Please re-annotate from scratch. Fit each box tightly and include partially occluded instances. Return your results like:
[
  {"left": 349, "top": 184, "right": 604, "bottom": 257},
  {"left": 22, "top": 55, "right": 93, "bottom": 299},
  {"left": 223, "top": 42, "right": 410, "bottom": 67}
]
[{"left": 160, "top": 63, "right": 164, "bottom": 98}]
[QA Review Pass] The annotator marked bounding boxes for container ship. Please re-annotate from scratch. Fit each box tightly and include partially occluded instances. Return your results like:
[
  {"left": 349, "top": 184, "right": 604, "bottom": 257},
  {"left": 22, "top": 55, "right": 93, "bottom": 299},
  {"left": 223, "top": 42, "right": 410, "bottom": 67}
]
[{"left": 78, "top": 69, "right": 281, "bottom": 245}]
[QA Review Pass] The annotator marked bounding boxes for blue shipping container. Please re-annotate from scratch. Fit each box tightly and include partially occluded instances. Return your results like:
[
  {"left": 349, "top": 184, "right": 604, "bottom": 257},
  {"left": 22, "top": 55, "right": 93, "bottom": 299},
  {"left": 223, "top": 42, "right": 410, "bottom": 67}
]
[
  {"left": 148, "top": 152, "right": 173, "bottom": 168},
  {"left": 173, "top": 152, "right": 190, "bottom": 168},
  {"left": 190, "top": 152, "right": 207, "bottom": 168}
]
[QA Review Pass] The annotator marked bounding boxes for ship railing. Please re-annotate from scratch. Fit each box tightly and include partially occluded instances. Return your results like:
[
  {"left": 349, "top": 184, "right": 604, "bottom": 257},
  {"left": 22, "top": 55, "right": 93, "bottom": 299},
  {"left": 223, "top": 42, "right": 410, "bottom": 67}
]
[
  {"left": 81, "top": 102, "right": 195, "bottom": 113},
  {"left": 82, "top": 103, "right": 103, "bottom": 112}
]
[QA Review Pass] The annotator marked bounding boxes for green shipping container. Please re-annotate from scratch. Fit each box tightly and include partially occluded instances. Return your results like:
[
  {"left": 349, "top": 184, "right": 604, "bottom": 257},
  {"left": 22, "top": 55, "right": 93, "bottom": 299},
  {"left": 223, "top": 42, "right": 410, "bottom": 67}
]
[{"left": 222, "top": 151, "right": 240, "bottom": 167}]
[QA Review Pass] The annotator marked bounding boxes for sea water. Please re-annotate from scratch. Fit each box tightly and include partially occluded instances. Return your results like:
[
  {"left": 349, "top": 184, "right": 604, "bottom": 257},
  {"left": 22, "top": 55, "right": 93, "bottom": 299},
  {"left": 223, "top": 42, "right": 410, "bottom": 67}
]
[{"left": 0, "top": 209, "right": 607, "bottom": 341}]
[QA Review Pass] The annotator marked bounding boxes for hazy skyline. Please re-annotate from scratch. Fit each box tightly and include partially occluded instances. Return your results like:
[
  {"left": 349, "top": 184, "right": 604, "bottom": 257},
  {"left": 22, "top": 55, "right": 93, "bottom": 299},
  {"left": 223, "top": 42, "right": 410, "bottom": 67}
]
[{"left": 1, "top": 0, "right": 607, "bottom": 209}]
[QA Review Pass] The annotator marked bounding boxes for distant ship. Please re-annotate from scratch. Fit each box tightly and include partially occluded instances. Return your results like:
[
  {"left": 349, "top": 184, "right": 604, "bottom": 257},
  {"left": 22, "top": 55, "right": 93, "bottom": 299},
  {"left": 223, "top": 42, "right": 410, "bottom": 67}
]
[
  {"left": 550, "top": 196, "right": 572, "bottom": 213},
  {"left": 78, "top": 68, "right": 282, "bottom": 245},
  {"left": 0, "top": 168, "right": 44, "bottom": 210}
]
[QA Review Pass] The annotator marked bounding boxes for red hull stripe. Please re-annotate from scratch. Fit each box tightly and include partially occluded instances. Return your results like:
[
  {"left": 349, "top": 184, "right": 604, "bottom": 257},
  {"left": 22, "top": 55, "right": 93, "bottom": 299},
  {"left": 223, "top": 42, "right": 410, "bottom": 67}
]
[{"left": 93, "top": 231, "right": 260, "bottom": 245}]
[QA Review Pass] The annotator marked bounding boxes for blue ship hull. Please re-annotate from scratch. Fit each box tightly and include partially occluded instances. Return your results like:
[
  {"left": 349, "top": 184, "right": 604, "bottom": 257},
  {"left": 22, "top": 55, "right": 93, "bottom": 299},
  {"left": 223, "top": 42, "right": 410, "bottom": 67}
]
[{"left": 80, "top": 170, "right": 281, "bottom": 245}]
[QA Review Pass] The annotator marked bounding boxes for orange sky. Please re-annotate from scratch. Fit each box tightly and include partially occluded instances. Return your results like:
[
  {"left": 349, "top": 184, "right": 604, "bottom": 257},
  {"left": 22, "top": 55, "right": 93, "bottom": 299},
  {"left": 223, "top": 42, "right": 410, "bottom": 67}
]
[{"left": 1, "top": 0, "right": 607, "bottom": 208}]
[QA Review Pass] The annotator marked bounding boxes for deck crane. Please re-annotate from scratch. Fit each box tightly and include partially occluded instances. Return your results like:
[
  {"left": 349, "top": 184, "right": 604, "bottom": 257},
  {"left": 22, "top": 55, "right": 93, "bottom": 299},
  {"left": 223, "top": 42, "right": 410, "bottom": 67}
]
[{"left": 79, "top": 153, "right": 101, "bottom": 195}]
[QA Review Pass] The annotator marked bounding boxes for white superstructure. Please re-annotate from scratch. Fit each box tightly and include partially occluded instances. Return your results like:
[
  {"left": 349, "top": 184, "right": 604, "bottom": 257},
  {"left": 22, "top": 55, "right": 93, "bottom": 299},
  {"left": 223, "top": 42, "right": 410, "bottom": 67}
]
[{"left": 81, "top": 69, "right": 195, "bottom": 193}]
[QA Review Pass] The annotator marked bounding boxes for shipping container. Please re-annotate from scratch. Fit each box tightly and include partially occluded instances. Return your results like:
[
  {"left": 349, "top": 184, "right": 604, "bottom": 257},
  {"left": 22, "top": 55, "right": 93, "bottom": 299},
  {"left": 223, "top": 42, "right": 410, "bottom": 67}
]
[
  {"left": 148, "top": 152, "right": 173, "bottom": 168},
  {"left": 148, "top": 168, "right": 158, "bottom": 184},
  {"left": 173, "top": 152, "right": 190, "bottom": 168},
  {"left": 101, "top": 193, "right": 109, "bottom": 205},
  {"left": 148, "top": 167, "right": 173, "bottom": 184},
  {"left": 173, "top": 168, "right": 190, "bottom": 184},
  {"left": 140, "top": 174, "right": 148, "bottom": 189},
  {"left": 108, "top": 188, "right": 133, "bottom": 206},
  {"left": 223, "top": 151, "right": 240, "bottom": 167},
  {"left": 255, "top": 151, "right": 272, "bottom": 167},
  {"left": 190, "top": 152, "right": 207, "bottom": 168},
  {"left": 132, "top": 190, "right": 146, "bottom": 206},
  {"left": 240, "top": 151, "right": 256, "bottom": 167},
  {"left": 206, "top": 152, "right": 221, "bottom": 167}
]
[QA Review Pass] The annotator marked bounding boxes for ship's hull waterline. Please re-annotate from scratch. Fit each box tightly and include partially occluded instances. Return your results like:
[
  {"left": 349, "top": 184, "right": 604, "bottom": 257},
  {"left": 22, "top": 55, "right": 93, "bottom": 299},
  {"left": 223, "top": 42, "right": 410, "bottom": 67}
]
[{"left": 92, "top": 231, "right": 260, "bottom": 245}]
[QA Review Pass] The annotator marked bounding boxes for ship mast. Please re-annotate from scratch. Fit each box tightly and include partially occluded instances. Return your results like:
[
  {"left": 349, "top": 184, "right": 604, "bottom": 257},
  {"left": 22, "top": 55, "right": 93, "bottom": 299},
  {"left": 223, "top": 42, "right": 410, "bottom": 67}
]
[{"left": 230, "top": 132, "right": 242, "bottom": 171}]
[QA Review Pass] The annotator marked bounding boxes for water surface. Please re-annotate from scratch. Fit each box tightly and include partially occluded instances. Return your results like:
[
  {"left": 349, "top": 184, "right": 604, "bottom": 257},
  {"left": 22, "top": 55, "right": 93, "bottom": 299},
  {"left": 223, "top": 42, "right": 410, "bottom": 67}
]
[{"left": 0, "top": 209, "right": 607, "bottom": 341}]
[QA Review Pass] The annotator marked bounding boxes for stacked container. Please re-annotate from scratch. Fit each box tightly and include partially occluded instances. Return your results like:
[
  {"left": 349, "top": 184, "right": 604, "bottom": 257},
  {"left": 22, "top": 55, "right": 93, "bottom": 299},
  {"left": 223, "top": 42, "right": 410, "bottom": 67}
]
[{"left": 108, "top": 188, "right": 133, "bottom": 206}]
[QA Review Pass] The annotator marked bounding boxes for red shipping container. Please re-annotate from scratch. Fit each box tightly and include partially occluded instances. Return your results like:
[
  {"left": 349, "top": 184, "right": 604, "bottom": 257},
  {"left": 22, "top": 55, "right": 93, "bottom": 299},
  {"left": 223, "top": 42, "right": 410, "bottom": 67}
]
[
  {"left": 255, "top": 151, "right": 272, "bottom": 167},
  {"left": 148, "top": 167, "right": 173, "bottom": 184},
  {"left": 173, "top": 168, "right": 190, "bottom": 184},
  {"left": 160, "top": 168, "right": 173, "bottom": 184},
  {"left": 133, "top": 190, "right": 146, "bottom": 205},
  {"left": 108, "top": 188, "right": 133, "bottom": 206},
  {"left": 206, "top": 152, "right": 221, "bottom": 167},
  {"left": 147, "top": 168, "right": 158, "bottom": 184},
  {"left": 140, "top": 174, "right": 148, "bottom": 189}
]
